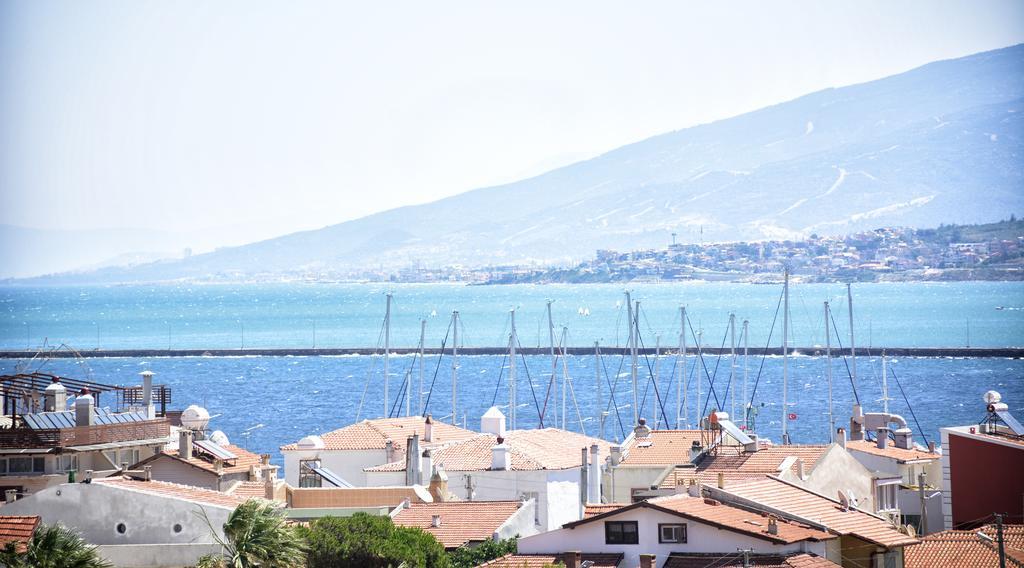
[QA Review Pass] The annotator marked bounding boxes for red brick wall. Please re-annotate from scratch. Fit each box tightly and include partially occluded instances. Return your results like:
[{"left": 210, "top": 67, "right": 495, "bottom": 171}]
[{"left": 949, "top": 433, "right": 1024, "bottom": 528}]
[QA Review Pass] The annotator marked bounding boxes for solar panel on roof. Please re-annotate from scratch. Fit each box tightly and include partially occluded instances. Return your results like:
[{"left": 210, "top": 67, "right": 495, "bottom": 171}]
[
  {"left": 193, "top": 439, "right": 238, "bottom": 461},
  {"left": 312, "top": 466, "right": 353, "bottom": 488},
  {"left": 996, "top": 410, "right": 1024, "bottom": 436},
  {"left": 717, "top": 418, "right": 754, "bottom": 446},
  {"left": 22, "top": 409, "right": 151, "bottom": 430}
]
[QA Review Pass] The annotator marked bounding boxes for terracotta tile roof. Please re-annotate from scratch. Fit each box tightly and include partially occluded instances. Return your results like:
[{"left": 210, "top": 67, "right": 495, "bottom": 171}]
[
  {"left": 226, "top": 480, "right": 285, "bottom": 500},
  {"left": 905, "top": 523, "right": 1024, "bottom": 568},
  {"left": 658, "top": 467, "right": 772, "bottom": 490},
  {"left": 583, "top": 503, "right": 629, "bottom": 518},
  {"left": 619, "top": 430, "right": 705, "bottom": 465},
  {"left": 281, "top": 416, "right": 476, "bottom": 452},
  {"left": 288, "top": 486, "right": 432, "bottom": 509},
  {"left": 655, "top": 445, "right": 830, "bottom": 490},
  {"left": 95, "top": 476, "right": 251, "bottom": 509},
  {"left": 365, "top": 429, "right": 612, "bottom": 472},
  {"left": 0, "top": 516, "right": 39, "bottom": 552},
  {"left": 144, "top": 443, "right": 268, "bottom": 476},
  {"left": 569, "top": 495, "right": 833, "bottom": 545},
  {"left": 844, "top": 440, "right": 940, "bottom": 463},
  {"left": 717, "top": 476, "right": 919, "bottom": 549},
  {"left": 391, "top": 501, "right": 522, "bottom": 548},
  {"left": 478, "top": 552, "right": 623, "bottom": 567},
  {"left": 664, "top": 552, "right": 840, "bottom": 567}
]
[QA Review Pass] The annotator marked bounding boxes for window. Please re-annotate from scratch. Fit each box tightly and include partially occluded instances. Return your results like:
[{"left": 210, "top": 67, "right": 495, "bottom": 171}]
[
  {"left": 605, "top": 521, "right": 639, "bottom": 545},
  {"left": 119, "top": 449, "right": 140, "bottom": 467},
  {"left": 298, "top": 459, "right": 322, "bottom": 488},
  {"left": 3, "top": 457, "right": 44, "bottom": 475},
  {"left": 875, "top": 481, "right": 899, "bottom": 512},
  {"left": 659, "top": 523, "right": 687, "bottom": 543},
  {"left": 58, "top": 455, "right": 78, "bottom": 473}
]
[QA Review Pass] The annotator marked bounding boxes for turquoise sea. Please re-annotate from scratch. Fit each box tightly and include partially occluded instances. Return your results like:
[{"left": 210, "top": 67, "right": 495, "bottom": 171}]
[{"left": 1, "top": 282, "right": 1022, "bottom": 465}]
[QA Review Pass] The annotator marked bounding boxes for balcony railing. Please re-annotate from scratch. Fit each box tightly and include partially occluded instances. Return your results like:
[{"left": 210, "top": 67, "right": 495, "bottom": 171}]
[{"left": 0, "top": 419, "right": 170, "bottom": 449}]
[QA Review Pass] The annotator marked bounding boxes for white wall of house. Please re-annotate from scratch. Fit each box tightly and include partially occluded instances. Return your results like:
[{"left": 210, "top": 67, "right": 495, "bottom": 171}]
[
  {"left": 282, "top": 448, "right": 386, "bottom": 487},
  {"left": 95, "top": 543, "right": 223, "bottom": 568},
  {"left": 779, "top": 445, "right": 876, "bottom": 512},
  {"left": 1, "top": 482, "right": 234, "bottom": 546},
  {"left": 144, "top": 457, "right": 218, "bottom": 490},
  {"left": 605, "top": 465, "right": 670, "bottom": 504},
  {"left": 518, "top": 506, "right": 828, "bottom": 568},
  {"left": 494, "top": 499, "right": 540, "bottom": 541}
]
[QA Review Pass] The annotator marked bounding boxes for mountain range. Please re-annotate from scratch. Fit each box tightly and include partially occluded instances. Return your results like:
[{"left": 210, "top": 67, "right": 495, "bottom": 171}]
[{"left": 17, "top": 44, "right": 1024, "bottom": 283}]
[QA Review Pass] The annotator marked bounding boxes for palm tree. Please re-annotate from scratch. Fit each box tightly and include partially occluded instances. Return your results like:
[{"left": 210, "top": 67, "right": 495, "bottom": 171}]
[
  {"left": 0, "top": 523, "right": 112, "bottom": 568},
  {"left": 195, "top": 499, "right": 306, "bottom": 568}
]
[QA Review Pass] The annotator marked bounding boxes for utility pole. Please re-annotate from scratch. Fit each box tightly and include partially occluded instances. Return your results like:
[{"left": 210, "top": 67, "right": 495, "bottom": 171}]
[
  {"left": 384, "top": 292, "right": 392, "bottom": 418},
  {"left": 510, "top": 308, "right": 517, "bottom": 430},
  {"left": 825, "top": 301, "right": 834, "bottom": 443},
  {"left": 739, "top": 548, "right": 752, "bottom": 568},
  {"left": 918, "top": 472, "right": 928, "bottom": 535},
  {"left": 997, "top": 513, "right": 1007, "bottom": 568},
  {"left": 452, "top": 311, "right": 459, "bottom": 426}
]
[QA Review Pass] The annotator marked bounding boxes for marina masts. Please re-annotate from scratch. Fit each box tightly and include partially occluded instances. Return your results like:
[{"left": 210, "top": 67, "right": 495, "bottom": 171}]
[
  {"left": 729, "top": 314, "right": 737, "bottom": 420},
  {"left": 742, "top": 319, "right": 749, "bottom": 430},
  {"left": 627, "top": 291, "right": 638, "bottom": 426},
  {"left": 825, "top": 301, "right": 834, "bottom": 443},
  {"left": 547, "top": 300, "right": 557, "bottom": 427},
  {"left": 848, "top": 283, "right": 857, "bottom": 390},
  {"left": 677, "top": 306, "right": 687, "bottom": 429},
  {"left": 384, "top": 292, "right": 392, "bottom": 418},
  {"left": 595, "top": 340, "right": 603, "bottom": 437},
  {"left": 509, "top": 308, "right": 517, "bottom": 430},
  {"left": 452, "top": 310, "right": 460, "bottom": 426},
  {"left": 418, "top": 318, "right": 426, "bottom": 416},
  {"left": 782, "top": 268, "right": 790, "bottom": 445}
]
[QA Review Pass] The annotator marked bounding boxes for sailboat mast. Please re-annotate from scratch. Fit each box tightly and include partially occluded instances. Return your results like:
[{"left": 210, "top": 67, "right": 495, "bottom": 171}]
[
  {"left": 825, "top": 301, "right": 834, "bottom": 443},
  {"left": 384, "top": 292, "right": 392, "bottom": 418},
  {"left": 547, "top": 300, "right": 557, "bottom": 427},
  {"left": 881, "top": 350, "right": 889, "bottom": 415},
  {"left": 742, "top": 319, "right": 749, "bottom": 429},
  {"left": 561, "top": 326, "right": 569, "bottom": 429},
  {"left": 510, "top": 308, "right": 517, "bottom": 430},
  {"left": 677, "top": 306, "right": 686, "bottom": 429},
  {"left": 418, "top": 319, "right": 426, "bottom": 416},
  {"left": 452, "top": 310, "right": 459, "bottom": 426},
  {"left": 729, "top": 313, "right": 736, "bottom": 420},
  {"left": 782, "top": 268, "right": 790, "bottom": 445},
  {"left": 595, "top": 340, "right": 602, "bottom": 437},
  {"left": 847, "top": 283, "right": 857, "bottom": 390},
  {"left": 653, "top": 333, "right": 661, "bottom": 429},
  {"left": 627, "top": 291, "right": 638, "bottom": 426}
]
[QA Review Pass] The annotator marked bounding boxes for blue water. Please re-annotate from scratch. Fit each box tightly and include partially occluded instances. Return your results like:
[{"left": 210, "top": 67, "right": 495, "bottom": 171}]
[
  {"left": 1, "top": 282, "right": 1023, "bottom": 349},
  {"left": 1, "top": 282, "right": 1022, "bottom": 466}
]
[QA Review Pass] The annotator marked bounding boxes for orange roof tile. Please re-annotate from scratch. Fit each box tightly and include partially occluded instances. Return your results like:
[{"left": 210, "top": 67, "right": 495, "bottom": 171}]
[
  {"left": 716, "top": 477, "right": 919, "bottom": 549},
  {"left": 141, "top": 443, "right": 268, "bottom": 476},
  {"left": 281, "top": 416, "right": 476, "bottom": 452},
  {"left": 905, "top": 524, "right": 1024, "bottom": 568},
  {"left": 391, "top": 501, "right": 522, "bottom": 548},
  {"left": 95, "top": 477, "right": 252, "bottom": 509},
  {"left": 366, "top": 429, "right": 612, "bottom": 472},
  {"left": 568, "top": 494, "right": 834, "bottom": 545},
  {"left": 619, "top": 430, "right": 705, "bottom": 465},
  {"left": 478, "top": 552, "right": 623, "bottom": 567},
  {"left": 288, "top": 486, "right": 431, "bottom": 509},
  {"left": 654, "top": 445, "right": 830, "bottom": 490},
  {"left": 664, "top": 552, "right": 840, "bottom": 567},
  {"left": 844, "top": 440, "right": 940, "bottom": 463},
  {"left": 583, "top": 503, "right": 629, "bottom": 518},
  {"left": 0, "top": 516, "right": 39, "bottom": 552}
]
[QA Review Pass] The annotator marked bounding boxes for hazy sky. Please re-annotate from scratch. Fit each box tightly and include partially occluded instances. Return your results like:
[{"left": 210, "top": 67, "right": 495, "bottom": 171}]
[{"left": 2, "top": 0, "right": 1023, "bottom": 246}]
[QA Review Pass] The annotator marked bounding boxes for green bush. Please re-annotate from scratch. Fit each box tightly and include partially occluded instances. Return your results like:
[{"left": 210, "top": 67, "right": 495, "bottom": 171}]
[
  {"left": 301, "top": 512, "right": 448, "bottom": 568},
  {"left": 448, "top": 536, "right": 517, "bottom": 568}
]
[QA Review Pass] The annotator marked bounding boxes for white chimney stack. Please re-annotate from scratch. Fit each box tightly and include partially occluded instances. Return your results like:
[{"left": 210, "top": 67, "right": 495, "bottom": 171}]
[
  {"left": 491, "top": 437, "right": 510, "bottom": 471},
  {"left": 44, "top": 378, "right": 67, "bottom": 412},
  {"left": 837, "top": 427, "right": 847, "bottom": 449},
  {"left": 75, "top": 389, "right": 94, "bottom": 427},
  {"left": 588, "top": 444, "right": 601, "bottom": 504},
  {"left": 421, "top": 449, "right": 434, "bottom": 483},
  {"left": 481, "top": 407, "right": 506, "bottom": 437},
  {"left": 139, "top": 371, "right": 154, "bottom": 419},
  {"left": 876, "top": 428, "right": 889, "bottom": 449},
  {"left": 424, "top": 414, "right": 433, "bottom": 443}
]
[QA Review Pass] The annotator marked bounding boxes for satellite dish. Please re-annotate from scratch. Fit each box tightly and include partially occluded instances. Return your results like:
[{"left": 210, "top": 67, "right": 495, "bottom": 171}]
[
  {"left": 180, "top": 405, "right": 211, "bottom": 431},
  {"left": 983, "top": 391, "right": 1002, "bottom": 404},
  {"left": 844, "top": 489, "right": 859, "bottom": 509},
  {"left": 209, "top": 430, "right": 230, "bottom": 447},
  {"left": 838, "top": 491, "right": 850, "bottom": 509}
]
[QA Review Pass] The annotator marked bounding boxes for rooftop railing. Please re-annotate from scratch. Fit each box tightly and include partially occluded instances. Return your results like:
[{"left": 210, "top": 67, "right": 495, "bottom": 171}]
[{"left": 0, "top": 419, "right": 170, "bottom": 449}]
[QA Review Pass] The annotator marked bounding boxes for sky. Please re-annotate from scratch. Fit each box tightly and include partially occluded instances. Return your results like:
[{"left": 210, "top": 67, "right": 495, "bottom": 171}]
[{"left": 2, "top": 0, "right": 1024, "bottom": 253}]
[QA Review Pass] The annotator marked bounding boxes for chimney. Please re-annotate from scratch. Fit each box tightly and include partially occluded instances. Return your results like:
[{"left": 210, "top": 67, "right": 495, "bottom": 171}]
[
  {"left": 928, "top": 441, "right": 936, "bottom": 454},
  {"left": 634, "top": 417, "right": 651, "bottom": 438},
  {"left": 563, "top": 551, "right": 581, "bottom": 568},
  {"left": 424, "top": 414, "right": 433, "bottom": 442},
  {"left": 837, "top": 427, "right": 847, "bottom": 449},
  {"left": 767, "top": 517, "right": 778, "bottom": 535},
  {"left": 850, "top": 405, "right": 865, "bottom": 441},
  {"left": 139, "top": 371, "right": 155, "bottom": 418},
  {"left": 214, "top": 459, "right": 224, "bottom": 474},
  {"left": 639, "top": 554, "right": 656, "bottom": 568},
  {"left": 264, "top": 475, "right": 276, "bottom": 500},
  {"left": 385, "top": 439, "right": 396, "bottom": 463},
  {"left": 690, "top": 441, "right": 704, "bottom": 463},
  {"left": 876, "top": 428, "right": 889, "bottom": 449},
  {"left": 406, "top": 434, "right": 422, "bottom": 486},
  {"left": 75, "top": 388, "right": 94, "bottom": 427},
  {"left": 43, "top": 378, "right": 67, "bottom": 412},
  {"left": 421, "top": 449, "right": 433, "bottom": 484},
  {"left": 428, "top": 466, "right": 449, "bottom": 502},
  {"left": 143, "top": 465, "right": 152, "bottom": 481},
  {"left": 687, "top": 479, "right": 700, "bottom": 497},
  {"left": 481, "top": 407, "right": 507, "bottom": 437},
  {"left": 717, "top": 472, "right": 725, "bottom": 489},
  {"left": 431, "top": 514, "right": 442, "bottom": 528},
  {"left": 179, "top": 429, "right": 194, "bottom": 460},
  {"left": 610, "top": 445, "right": 622, "bottom": 466},
  {"left": 4, "top": 489, "right": 16, "bottom": 503},
  {"left": 491, "top": 436, "right": 510, "bottom": 471},
  {"left": 893, "top": 428, "right": 913, "bottom": 450},
  {"left": 580, "top": 447, "right": 589, "bottom": 508},
  {"left": 588, "top": 444, "right": 601, "bottom": 504},
  {"left": 795, "top": 458, "right": 805, "bottom": 480}
]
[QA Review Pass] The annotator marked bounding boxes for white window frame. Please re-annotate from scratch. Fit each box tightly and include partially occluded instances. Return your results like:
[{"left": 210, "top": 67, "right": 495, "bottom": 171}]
[
  {"left": 875, "top": 479, "right": 900, "bottom": 512},
  {"left": 659, "top": 523, "right": 687, "bottom": 543}
]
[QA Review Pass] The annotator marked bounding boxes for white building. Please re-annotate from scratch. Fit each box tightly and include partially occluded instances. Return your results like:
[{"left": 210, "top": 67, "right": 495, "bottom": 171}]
[
  {"left": 518, "top": 492, "right": 839, "bottom": 568},
  {"left": 279, "top": 414, "right": 476, "bottom": 487},
  {"left": 363, "top": 407, "right": 610, "bottom": 531}
]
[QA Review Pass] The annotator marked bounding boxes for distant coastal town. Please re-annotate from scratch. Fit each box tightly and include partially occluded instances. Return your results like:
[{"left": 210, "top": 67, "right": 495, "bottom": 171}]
[{"left": 315, "top": 218, "right": 1023, "bottom": 285}]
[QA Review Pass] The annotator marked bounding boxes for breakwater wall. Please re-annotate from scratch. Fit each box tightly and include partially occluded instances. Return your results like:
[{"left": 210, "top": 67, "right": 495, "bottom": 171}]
[{"left": 0, "top": 347, "right": 1019, "bottom": 358}]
